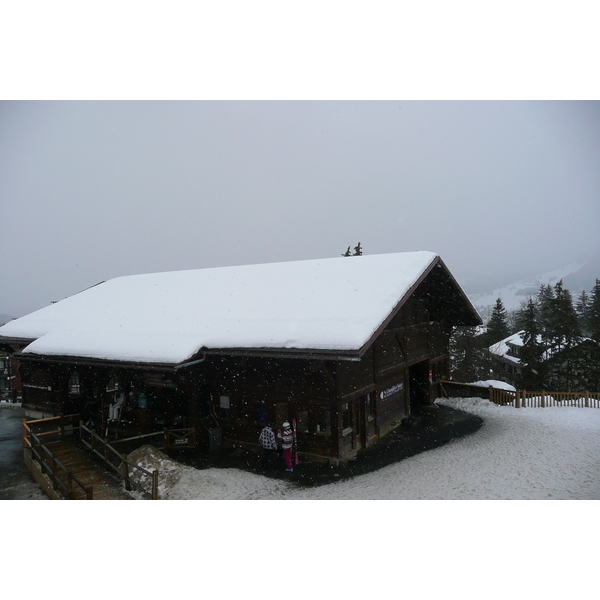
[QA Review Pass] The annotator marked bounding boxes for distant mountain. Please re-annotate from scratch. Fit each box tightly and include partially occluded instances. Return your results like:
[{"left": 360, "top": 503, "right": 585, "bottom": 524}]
[{"left": 469, "top": 248, "right": 600, "bottom": 319}]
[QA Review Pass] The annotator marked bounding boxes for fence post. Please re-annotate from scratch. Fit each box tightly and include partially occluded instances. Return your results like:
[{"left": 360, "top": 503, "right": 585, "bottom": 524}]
[
  {"left": 541, "top": 390, "right": 546, "bottom": 408},
  {"left": 123, "top": 462, "right": 131, "bottom": 491},
  {"left": 40, "top": 444, "right": 46, "bottom": 475},
  {"left": 152, "top": 470, "right": 159, "bottom": 500},
  {"left": 22, "top": 418, "right": 27, "bottom": 448},
  {"left": 585, "top": 391, "right": 589, "bottom": 408},
  {"left": 515, "top": 390, "right": 521, "bottom": 409}
]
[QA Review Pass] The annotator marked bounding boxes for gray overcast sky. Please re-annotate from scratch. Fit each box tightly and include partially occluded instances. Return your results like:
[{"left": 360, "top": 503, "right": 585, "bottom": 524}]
[{"left": 1, "top": 100, "right": 599, "bottom": 317}]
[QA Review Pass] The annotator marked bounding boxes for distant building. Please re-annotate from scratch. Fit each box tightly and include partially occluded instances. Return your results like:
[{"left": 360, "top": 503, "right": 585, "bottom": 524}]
[
  {"left": 488, "top": 330, "right": 596, "bottom": 390},
  {"left": 488, "top": 331, "right": 524, "bottom": 386},
  {"left": 0, "top": 252, "right": 481, "bottom": 465},
  {"left": 0, "top": 350, "right": 20, "bottom": 402}
]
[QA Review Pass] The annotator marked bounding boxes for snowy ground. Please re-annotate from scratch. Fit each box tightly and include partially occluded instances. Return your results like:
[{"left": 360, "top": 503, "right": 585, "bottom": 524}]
[
  {"left": 124, "top": 397, "right": 600, "bottom": 500},
  {"left": 7, "top": 397, "right": 598, "bottom": 599}
]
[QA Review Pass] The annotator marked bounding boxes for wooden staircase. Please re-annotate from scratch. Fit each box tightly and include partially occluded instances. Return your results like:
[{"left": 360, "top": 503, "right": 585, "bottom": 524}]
[
  {"left": 23, "top": 414, "right": 159, "bottom": 499},
  {"left": 40, "top": 441, "right": 133, "bottom": 499}
]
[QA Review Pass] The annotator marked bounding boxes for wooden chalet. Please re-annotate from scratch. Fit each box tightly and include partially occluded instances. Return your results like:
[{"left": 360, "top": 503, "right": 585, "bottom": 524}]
[{"left": 0, "top": 252, "right": 481, "bottom": 466}]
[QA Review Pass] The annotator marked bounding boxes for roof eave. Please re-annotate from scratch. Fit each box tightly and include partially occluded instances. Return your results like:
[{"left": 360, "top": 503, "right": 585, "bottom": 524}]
[
  {"left": 12, "top": 345, "right": 363, "bottom": 371},
  {"left": 12, "top": 351, "right": 182, "bottom": 372},
  {"left": 201, "top": 347, "right": 362, "bottom": 362}
]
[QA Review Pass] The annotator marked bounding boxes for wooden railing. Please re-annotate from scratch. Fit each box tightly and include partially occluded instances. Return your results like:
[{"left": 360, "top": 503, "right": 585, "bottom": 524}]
[
  {"left": 487, "top": 386, "right": 517, "bottom": 406},
  {"left": 508, "top": 390, "right": 600, "bottom": 408},
  {"left": 79, "top": 422, "right": 159, "bottom": 499},
  {"left": 439, "top": 381, "right": 600, "bottom": 409},
  {"left": 23, "top": 414, "right": 161, "bottom": 499},
  {"left": 22, "top": 414, "right": 93, "bottom": 499}
]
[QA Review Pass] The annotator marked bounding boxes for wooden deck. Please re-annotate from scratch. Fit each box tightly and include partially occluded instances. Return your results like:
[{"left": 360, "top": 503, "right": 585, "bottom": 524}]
[{"left": 26, "top": 441, "right": 134, "bottom": 500}]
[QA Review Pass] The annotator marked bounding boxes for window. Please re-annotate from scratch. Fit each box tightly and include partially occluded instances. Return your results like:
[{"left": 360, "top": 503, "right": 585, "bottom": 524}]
[
  {"left": 219, "top": 395, "right": 231, "bottom": 419},
  {"left": 106, "top": 375, "right": 119, "bottom": 393},
  {"left": 297, "top": 409, "right": 309, "bottom": 432},
  {"left": 239, "top": 397, "right": 252, "bottom": 420},
  {"left": 342, "top": 402, "right": 351, "bottom": 430},
  {"left": 366, "top": 393, "right": 376, "bottom": 421},
  {"left": 69, "top": 372, "right": 81, "bottom": 395},
  {"left": 255, "top": 400, "right": 267, "bottom": 423},
  {"left": 316, "top": 407, "right": 331, "bottom": 434}
]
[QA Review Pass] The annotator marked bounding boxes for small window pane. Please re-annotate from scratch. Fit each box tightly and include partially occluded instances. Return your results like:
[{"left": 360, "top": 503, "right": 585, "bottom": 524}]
[
  {"left": 219, "top": 395, "right": 231, "bottom": 419},
  {"left": 297, "top": 410, "right": 309, "bottom": 432},
  {"left": 342, "top": 403, "right": 350, "bottom": 429},
  {"left": 316, "top": 407, "right": 331, "bottom": 434}
]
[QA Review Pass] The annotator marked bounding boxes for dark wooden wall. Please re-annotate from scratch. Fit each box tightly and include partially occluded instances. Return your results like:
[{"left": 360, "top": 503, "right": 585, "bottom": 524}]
[{"left": 17, "top": 294, "right": 455, "bottom": 464}]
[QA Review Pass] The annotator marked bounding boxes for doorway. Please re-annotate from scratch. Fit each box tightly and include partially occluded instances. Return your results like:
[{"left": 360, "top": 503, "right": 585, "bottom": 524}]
[{"left": 409, "top": 360, "right": 430, "bottom": 409}]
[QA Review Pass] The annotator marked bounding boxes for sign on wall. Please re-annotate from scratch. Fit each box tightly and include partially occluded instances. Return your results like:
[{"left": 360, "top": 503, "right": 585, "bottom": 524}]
[{"left": 380, "top": 382, "right": 404, "bottom": 399}]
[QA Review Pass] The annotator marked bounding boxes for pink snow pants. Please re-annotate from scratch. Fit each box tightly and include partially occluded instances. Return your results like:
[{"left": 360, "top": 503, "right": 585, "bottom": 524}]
[{"left": 283, "top": 448, "right": 293, "bottom": 469}]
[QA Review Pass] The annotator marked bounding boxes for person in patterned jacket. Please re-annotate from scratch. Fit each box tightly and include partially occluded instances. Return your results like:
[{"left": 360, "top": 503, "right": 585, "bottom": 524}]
[
  {"left": 258, "top": 423, "right": 277, "bottom": 468},
  {"left": 277, "top": 422, "right": 294, "bottom": 472}
]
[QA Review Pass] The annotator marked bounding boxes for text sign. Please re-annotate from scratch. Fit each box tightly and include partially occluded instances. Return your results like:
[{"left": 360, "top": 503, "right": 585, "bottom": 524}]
[{"left": 380, "top": 382, "right": 404, "bottom": 399}]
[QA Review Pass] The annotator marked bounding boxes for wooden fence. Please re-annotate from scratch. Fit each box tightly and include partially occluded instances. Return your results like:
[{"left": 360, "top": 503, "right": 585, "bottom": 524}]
[
  {"left": 79, "top": 421, "right": 159, "bottom": 499},
  {"left": 490, "top": 388, "right": 600, "bottom": 409},
  {"left": 23, "top": 414, "right": 93, "bottom": 499},
  {"left": 23, "top": 414, "right": 164, "bottom": 499},
  {"left": 439, "top": 381, "right": 600, "bottom": 408}
]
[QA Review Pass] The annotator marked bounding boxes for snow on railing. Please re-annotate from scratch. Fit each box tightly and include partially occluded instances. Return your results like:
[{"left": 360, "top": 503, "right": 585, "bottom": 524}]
[
  {"left": 439, "top": 381, "right": 600, "bottom": 408},
  {"left": 510, "top": 390, "right": 600, "bottom": 409}
]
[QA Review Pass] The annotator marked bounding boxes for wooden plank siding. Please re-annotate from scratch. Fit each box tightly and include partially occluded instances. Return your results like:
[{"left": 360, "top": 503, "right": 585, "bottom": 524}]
[{"left": 16, "top": 317, "right": 454, "bottom": 466}]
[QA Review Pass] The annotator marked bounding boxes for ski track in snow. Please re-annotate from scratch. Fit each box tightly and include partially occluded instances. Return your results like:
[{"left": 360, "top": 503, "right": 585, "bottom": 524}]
[{"left": 131, "top": 398, "right": 600, "bottom": 500}]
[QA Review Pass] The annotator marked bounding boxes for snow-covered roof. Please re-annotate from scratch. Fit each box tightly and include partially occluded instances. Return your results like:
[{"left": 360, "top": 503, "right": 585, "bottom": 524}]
[
  {"left": 0, "top": 251, "right": 474, "bottom": 365},
  {"left": 489, "top": 331, "right": 524, "bottom": 364}
]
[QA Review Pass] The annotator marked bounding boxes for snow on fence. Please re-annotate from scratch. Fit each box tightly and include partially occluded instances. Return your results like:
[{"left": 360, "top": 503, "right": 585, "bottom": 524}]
[
  {"left": 439, "top": 381, "right": 600, "bottom": 409},
  {"left": 493, "top": 389, "right": 600, "bottom": 409}
]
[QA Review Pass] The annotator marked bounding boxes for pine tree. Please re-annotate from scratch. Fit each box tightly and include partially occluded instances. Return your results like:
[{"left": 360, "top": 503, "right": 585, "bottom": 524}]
[
  {"left": 486, "top": 298, "right": 511, "bottom": 344},
  {"left": 514, "top": 280, "right": 600, "bottom": 392},
  {"left": 517, "top": 299, "right": 544, "bottom": 389},
  {"left": 450, "top": 326, "right": 489, "bottom": 382},
  {"left": 536, "top": 284, "right": 555, "bottom": 346},
  {"left": 549, "top": 281, "right": 581, "bottom": 350},
  {"left": 575, "top": 290, "right": 591, "bottom": 336},
  {"left": 545, "top": 280, "right": 582, "bottom": 390},
  {"left": 588, "top": 279, "right": 600, "bottom": 342}
]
